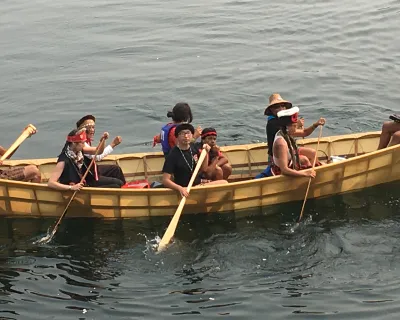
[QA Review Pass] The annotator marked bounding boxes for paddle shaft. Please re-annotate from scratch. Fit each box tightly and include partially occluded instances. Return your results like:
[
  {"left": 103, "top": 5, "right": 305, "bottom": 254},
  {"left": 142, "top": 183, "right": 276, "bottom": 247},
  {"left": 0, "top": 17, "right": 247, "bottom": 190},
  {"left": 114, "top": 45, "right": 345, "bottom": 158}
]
[
  {"left": 49, "top": 138, "right": 106, "bottom": 238},
  {"left": 298, "top": 125, "right": 323, "bottom": 222},
  {"left": 157, "top": 149, "right": 208, "bottom": 252},
  {"left": 1, "top": 125, "right": 36, "bottom": 161}
]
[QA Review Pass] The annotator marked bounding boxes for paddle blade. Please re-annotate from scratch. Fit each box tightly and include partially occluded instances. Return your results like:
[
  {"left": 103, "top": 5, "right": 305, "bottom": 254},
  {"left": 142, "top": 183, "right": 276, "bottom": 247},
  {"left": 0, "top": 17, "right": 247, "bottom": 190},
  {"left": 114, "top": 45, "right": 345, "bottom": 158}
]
[
  {"left": 157, "top": 197, "right": 187, "bottom": 252},
  {"left": 34, "top": 226, "right": 57, "bottom": 245}
]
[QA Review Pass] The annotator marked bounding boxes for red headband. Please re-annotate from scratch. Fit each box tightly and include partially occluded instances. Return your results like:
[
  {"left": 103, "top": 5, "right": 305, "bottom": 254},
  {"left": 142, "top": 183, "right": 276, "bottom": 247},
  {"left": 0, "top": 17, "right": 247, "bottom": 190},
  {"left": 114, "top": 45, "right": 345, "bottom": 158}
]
[
  {"left": 67, "top": 131, "right": 87, "bottom": 143},
  {"left": 201, "top": 131, "right": 217, "bottom": 138}
]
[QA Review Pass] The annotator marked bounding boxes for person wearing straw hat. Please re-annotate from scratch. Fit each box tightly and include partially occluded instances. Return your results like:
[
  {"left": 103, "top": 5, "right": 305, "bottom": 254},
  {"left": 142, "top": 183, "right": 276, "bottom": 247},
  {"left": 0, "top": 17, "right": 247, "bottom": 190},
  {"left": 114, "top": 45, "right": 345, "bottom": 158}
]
[
  {"left": 264, "top": 93, "right": 326, "bottom": 164},
  {"left": 271, "top": 107, "right": 316, "bottom": 177}
]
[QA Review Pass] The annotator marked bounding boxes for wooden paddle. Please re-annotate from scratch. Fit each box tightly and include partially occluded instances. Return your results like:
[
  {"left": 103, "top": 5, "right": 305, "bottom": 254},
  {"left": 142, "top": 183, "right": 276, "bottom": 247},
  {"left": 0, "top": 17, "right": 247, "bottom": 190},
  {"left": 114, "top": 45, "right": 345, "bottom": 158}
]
[
  {"left": 37, "top": 137, "right": 106, "bottom": 244},
  {"left": 1, "top": 124, "right": 36, "bottom": 161},
  {"left": 157, "top": 148, "right": 208, "bottom": 252},
  {"left": 298, "top": 125, "right": 323, "bottom": 222}
]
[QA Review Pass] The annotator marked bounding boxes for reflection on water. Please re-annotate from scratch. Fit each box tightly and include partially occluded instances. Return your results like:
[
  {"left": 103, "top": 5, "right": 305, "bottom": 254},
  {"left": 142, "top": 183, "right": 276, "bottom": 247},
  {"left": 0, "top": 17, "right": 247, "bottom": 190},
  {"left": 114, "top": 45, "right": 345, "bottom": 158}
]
[{"left": 0, "top": 182, "right": 399, "bottom": 319}]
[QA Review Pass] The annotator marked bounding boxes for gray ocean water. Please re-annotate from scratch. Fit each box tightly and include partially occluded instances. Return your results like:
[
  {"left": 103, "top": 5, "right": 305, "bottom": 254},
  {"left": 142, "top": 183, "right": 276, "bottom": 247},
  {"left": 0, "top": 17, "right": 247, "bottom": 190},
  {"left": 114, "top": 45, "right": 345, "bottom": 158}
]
[{"left": 1, "top": 0, "right": 400, "bottom": 319}]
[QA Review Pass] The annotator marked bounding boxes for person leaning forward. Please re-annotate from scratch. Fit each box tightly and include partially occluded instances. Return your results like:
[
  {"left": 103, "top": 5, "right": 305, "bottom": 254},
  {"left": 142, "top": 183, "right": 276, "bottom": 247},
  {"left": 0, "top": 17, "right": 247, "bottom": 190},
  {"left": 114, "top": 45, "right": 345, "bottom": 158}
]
[
  {"left": 162, "top": 123, "right": 228, "bottom": 198},
  {"left": 76, "top": 115, "right": 126, "bottom": 184},
  {"left": 0, "top": 126, "right": 41, "bottom": 182}
]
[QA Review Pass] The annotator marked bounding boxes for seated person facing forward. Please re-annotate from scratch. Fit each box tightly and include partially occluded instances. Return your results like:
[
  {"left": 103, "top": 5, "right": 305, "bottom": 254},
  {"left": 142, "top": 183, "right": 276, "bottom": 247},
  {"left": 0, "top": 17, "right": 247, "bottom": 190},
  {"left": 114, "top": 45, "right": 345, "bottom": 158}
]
[
  {"left": 0, "top": 126, "right": 41, "bottom": 182},
  {"left": 378, "top": 114, "right": 400, "bottom": 149},
  {"left": 76, "top": 114, "right": 126, "bottom": 184},
  {"left": 194, "top": 127, "right": 232, "bottom": 181},
  {"left": 271, "top": 107, "right": 316, "bottom": 178},
  {"left": 48, "top": 129, "right": 123, "bottom": 191},
  {"left": 265, "top": 93, "right": 325, "bottom": 165},
  {"left": 162, "top": 124, "right": 228, "bottom": 197}
]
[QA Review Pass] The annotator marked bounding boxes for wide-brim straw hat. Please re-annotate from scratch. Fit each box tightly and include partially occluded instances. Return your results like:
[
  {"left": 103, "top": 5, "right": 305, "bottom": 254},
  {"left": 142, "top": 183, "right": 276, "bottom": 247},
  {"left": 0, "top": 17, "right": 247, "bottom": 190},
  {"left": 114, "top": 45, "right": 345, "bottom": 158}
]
[{"left": 264, "top": 93, "right": 293, "bottom": 116}]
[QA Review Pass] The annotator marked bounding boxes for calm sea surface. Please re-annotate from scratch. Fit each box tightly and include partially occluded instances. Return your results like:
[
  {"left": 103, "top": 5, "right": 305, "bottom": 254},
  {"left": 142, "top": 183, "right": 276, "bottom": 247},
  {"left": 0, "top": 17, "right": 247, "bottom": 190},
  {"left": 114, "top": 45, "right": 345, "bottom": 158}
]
[{"left": 1, "top": 0, "right": 400, "bottom": 318}]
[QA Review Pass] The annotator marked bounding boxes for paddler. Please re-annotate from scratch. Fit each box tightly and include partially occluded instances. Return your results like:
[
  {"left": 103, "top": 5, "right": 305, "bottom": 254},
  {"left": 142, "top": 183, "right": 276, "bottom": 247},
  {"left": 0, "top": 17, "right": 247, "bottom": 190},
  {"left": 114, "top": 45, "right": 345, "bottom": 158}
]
[
  {"left": 256, "top": 93, "right": 325, "bottom": 178},
  {"left": 162, "top": 123, "right": 228, "bottom": 198},
  {"left": 153, "top": 102, "right": 202, "bottom": 157},
  {"left": 0, "top": 125, "right": 41, "bottom": 182},
  {"left": 271, "top": 107, "right": 316, "bottom": 177},
  {"left": 264, "top": 93, "right": 325, "bottom": 164},
  {"left": 76, "top": 115, "right": 126, "bottom": 184},
  {"left": 48, "top": 129, "right": 123, "bottom": 190}
]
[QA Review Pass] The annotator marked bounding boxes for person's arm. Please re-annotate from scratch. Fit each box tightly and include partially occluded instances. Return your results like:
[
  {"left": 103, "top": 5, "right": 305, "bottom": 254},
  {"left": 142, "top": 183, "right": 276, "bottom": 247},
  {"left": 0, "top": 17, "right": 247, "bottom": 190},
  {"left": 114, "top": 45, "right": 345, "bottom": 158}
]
[
  {"left": 153, "top": 133, "right": 161, "bottom": 147},
  {"left": 162, "top": 173, "right": 188, "bottom": 197},
  {"left": 200, "top": 144, "right": 210, "bottom": 172},
  {"left": 273, "top": 139, "right": 315, "bottom": 178},
  {"left": 82, "top": 132, "right": 108, "bottom": 155},
  {"left": 0, "top": 146, "right": 7, "bottom": 157},
  {"left": 0, "top": 145, "right": 20, "bottom": 159},
  {"left": 88, "top": 136, "right": 121, "bottom": 161},
  {"left": 47, "top": 162, "right": 84, "bottom": 191},
  {"left": 293, "top": 118, "right": 326, "bottom": 138},
  {"left": 216, "top": 154, "right": 228, "bottom": 167}
]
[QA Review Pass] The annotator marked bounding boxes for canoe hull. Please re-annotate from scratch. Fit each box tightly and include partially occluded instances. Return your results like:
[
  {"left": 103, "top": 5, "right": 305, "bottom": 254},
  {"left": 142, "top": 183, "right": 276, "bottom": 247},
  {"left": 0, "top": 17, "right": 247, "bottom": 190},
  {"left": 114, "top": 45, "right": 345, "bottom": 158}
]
[{"left": 0, "top": 131, "right": 398, "bottom": 218}]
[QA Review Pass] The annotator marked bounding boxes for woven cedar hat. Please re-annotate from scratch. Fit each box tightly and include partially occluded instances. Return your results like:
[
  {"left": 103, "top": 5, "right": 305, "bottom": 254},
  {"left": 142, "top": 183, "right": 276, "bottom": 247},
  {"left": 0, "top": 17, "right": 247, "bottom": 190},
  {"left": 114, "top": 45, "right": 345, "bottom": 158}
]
[{"left": 264, "top": 93, "right": 293, "bottom": 116}]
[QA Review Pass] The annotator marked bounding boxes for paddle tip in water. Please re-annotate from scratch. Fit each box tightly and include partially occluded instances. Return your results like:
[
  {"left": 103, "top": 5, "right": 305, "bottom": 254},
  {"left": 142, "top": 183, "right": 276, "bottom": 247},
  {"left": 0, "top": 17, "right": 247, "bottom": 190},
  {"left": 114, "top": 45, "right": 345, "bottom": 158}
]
[{"left": 156, "top": 237, "right": 175, "bottom": 253}]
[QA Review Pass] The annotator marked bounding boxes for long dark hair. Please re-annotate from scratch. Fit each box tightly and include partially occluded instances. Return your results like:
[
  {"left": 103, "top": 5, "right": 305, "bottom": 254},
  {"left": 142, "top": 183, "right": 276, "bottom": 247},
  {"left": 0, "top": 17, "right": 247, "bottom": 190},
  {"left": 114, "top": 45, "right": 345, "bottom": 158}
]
[
  {"left": 280, "top": 127, "right": 300, "bottom": 169},
  {"left": 167, "top": 102, "right": 193, "bottom": 123}
]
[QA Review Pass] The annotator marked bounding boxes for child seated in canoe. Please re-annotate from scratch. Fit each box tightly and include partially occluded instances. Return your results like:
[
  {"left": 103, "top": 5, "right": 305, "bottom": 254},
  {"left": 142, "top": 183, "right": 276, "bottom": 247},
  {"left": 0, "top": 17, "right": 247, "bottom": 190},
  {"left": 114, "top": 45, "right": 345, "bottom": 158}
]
[
  {"left": 194, "top": 127, "right": 232, "bottom": 181},
  {"left": 162, "top": 124, "right": 228, "bottom": 198},
  {"left": 153, "top": 102, "right": 202, "bottom": 157},
  {"left": 378, "top": 114, "right": 400, "bottom": 149}
]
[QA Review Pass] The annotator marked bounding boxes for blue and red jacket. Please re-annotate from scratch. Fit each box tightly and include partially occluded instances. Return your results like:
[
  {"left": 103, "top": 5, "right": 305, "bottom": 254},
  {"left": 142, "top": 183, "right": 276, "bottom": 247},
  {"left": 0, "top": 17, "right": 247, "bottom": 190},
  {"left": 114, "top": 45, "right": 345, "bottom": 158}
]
[{"left": 160, "top": 123, "right": 178, "bottom": 155}]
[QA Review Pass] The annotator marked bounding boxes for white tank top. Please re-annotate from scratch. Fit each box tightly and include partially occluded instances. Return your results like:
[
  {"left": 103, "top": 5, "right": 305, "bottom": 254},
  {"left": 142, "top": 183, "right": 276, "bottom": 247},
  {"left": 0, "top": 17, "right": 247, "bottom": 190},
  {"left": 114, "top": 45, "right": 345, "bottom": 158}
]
[{"left": 272, "top": 132, "right": 292, "bottom": 165}]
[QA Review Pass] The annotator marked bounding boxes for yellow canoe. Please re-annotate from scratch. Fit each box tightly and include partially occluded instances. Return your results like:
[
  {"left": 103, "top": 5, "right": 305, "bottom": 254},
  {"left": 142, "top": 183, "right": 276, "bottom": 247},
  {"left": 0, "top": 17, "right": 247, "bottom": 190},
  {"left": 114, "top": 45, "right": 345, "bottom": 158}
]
[{"left": 0, "top": 131, "right": 398, "bottom": 218}]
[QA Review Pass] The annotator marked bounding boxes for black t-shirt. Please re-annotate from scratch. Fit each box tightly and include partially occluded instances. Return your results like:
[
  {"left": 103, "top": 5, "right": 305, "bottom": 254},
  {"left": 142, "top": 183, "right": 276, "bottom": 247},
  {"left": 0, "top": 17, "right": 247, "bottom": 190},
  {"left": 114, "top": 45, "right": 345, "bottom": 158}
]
[
  {"left": 266, "top": 117, "right": 281, "bottom": 157},
  {"left": 57, "top": 153, "right": 95, "bottom": 185},
  {"left": 162, "top": 144, "right": 201, "bottom": 187},
  {"left": 57, "top": 152, "right": 82, "bottom": 185}
]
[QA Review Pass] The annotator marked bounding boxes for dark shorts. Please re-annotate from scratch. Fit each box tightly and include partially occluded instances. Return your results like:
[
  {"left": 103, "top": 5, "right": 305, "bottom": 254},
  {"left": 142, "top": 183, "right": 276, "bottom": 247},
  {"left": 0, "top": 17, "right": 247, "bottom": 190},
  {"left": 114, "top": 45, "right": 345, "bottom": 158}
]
[{"left": 0, "top": 167, "right": 25, "bottom": 181}]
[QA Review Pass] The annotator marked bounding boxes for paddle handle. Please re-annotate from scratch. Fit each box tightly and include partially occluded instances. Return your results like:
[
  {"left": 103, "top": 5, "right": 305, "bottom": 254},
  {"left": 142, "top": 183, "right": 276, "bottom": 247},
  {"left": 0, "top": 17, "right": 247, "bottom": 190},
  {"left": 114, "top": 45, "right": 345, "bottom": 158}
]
[
  {"left": 48, "top": 137, "right": 106, "bottom": 239},
  {"left": 157, "top": 149, "right": 208, "bottom": 252},
  {"left": 1, "top": 124, "right": 36, "bottom": 161},
  {"left": 298, "top": 125, "right": 323, "bottom": 222}
]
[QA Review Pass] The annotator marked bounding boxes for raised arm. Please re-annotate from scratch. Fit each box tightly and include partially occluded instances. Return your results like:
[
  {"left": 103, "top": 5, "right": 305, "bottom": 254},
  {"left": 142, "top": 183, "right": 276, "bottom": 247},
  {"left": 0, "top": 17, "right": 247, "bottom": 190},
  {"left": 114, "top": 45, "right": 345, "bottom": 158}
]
[
  {"left": 82, "top": 132, "right": 108, "bottom": 155},
  {"left": 293, "top": 118, "right": 325, "bottom": 138}
]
